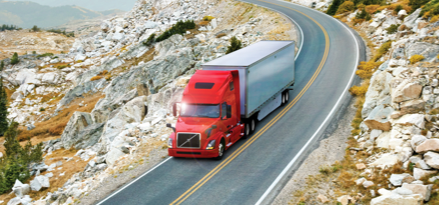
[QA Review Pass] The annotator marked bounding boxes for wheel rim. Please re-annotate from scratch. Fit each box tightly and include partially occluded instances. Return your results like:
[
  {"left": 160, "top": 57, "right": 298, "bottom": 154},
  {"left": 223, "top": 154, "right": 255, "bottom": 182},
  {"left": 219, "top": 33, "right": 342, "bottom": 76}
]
[
  {"left": 218, "top": 143, "right": 224, "bottom": 157},
  {"left": 251, "top": 119, "right": 256, "bottom": 132},
  {"left": 285, "top": 92, "right": 289, "bottom": 102}
]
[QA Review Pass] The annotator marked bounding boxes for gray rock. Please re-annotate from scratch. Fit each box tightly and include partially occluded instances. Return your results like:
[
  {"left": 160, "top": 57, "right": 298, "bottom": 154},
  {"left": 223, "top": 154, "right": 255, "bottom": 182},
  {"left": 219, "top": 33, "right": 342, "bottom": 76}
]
[
  {"left": 406, "top": 42, "right": 439, "bottom": 62},
  {"left": 7, "top": 197, "right": 21, "bottom": 205},
  {"left": 403, "top": 8, "right": 421, "bottom": 30},
  {"left": 101, "top": 22, "right": 110, "bottom": 32},
  {"left": 105, "top": 147, "right": 125, "bottom": 166},
  {"left": 370, "top": 193, "right": 423, "bottom": 205},
  {"left": 410, "top": 156, "right": 431, "bottom": 170},
  {"left": 400, "top": 99, "right": 425, "bottom": 114},
  {"left": 12, "top": 180, "right": 30, "bottom": 198},
  {"left": 26, "top": 124, "right": 35, "bottom": 130},
  {"left": 424, "top": 151, "right": 439, "bottom": 169},
  {"left": 370, "top": 129, "right": 383, "bottom": 141},
  {"left": 395, "top": 114, "right": 425, "bottom": 129},
  {"left": 364, "top": 105, "right": 394, "bottom": 131},
  {"left": 392, "top": 81, "right": 422, "bottom": 103},
  {"left": 389, "top": 173, "right": 412, "bottom": 186},
  {"left": 20, "top": 195, "right": 32, "bottom": 205},
  {"left": 61, "top": 112, "right": 95, "bottom": 149},
  {"left": 413, "top": 168, "right": 437, "bottom": 180},
  {"left": 411, "top": 135, "right": 427, "bottom": 149},
  {"left": 402, "top": 183, "right": 433, "bottom": 201}
]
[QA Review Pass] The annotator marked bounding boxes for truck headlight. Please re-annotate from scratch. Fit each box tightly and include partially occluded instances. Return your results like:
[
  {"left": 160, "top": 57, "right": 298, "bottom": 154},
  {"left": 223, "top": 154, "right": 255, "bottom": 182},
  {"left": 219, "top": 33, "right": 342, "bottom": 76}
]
[
  {"left": 206, "top": 140, "right": 216, "bottom": 150},
  {"left": 168, "top": 138, "right": 173, "bottom": 148}
]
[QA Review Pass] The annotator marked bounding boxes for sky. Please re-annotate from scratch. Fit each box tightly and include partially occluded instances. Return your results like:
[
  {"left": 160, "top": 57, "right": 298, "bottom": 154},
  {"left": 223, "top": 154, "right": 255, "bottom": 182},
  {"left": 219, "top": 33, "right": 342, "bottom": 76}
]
[{"left": 5, "top": 0, "right": 137, "bottom": 11}]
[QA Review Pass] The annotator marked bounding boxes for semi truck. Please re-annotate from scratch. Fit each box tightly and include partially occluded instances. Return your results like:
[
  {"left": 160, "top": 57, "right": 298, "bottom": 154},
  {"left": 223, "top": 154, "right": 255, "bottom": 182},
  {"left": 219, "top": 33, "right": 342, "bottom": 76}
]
[{"left": 167, "top": 40, "right": 295, "bottom": 159}]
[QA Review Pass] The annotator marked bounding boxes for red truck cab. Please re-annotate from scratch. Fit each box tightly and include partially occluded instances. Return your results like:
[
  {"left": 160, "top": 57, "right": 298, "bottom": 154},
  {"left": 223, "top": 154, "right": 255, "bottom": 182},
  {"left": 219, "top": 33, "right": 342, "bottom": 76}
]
[{"left": 167, "top": 70, "right": 244, "bottom": 159}]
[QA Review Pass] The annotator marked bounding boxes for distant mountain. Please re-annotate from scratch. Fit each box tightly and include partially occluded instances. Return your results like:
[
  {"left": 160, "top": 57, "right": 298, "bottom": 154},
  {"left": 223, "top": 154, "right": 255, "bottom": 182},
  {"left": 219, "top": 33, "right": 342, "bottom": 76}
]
[
  {"left": 0, "top": 1, "right": 125, "bottom": 28},
  {"left": 5, "top": 0, "right": 136, "bottom": 11}
]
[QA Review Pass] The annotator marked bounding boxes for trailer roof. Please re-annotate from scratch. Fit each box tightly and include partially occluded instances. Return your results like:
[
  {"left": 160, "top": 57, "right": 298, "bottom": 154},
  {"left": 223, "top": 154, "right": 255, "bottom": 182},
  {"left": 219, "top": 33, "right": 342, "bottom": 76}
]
[{"left": 202, "top": 40, "right": 294, "bottom": 67}]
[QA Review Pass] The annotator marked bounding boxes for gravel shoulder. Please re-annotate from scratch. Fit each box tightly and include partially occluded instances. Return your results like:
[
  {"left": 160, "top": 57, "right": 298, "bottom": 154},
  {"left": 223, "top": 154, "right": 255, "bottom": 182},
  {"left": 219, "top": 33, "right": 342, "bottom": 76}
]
[{"left": 272, "top": 97, "right": 357, "bottom": 204}]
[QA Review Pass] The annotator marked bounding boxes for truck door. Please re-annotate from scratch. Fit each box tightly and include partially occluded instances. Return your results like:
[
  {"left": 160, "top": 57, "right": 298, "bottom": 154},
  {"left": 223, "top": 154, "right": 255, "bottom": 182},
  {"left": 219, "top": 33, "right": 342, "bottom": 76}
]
[{"left": 221, "top": 102, "right": 240, "bottom": 146}]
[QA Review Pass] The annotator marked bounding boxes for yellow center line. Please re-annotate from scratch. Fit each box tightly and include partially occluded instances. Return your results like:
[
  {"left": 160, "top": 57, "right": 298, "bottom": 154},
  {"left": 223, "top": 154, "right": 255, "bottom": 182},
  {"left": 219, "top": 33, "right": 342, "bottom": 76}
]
[{"left": 170, "top": 1, "right": 330, "bottom": 204}]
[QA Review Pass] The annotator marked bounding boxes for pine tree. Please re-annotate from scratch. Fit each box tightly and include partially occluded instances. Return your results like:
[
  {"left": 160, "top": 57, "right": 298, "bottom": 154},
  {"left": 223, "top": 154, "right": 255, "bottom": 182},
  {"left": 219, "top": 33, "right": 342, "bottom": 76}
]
[
  {"left": 0, "top": 80, "right": 8, "bottom": 136},
  {"left": 226, "top": 37, "right": 242, "bottom": 54},
  {"left": 0, "top": 61, "right": 4, "bottom": 71},
  {"left": 10, "top": 53, "right": 19, "bottom": 65},
  {"left": 3, "top": 122, "right": 20, "bottom": 157}
]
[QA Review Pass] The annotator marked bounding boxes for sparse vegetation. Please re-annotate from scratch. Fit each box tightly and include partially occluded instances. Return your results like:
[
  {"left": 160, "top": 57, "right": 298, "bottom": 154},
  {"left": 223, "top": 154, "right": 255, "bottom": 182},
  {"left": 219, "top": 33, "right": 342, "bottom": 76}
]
[
  {"left": 46, "top": 29, "right": 75, "bottom": 37},
  {"left": 155, "top": 20, "right": 196, "bottom": 42},
  {"left": 143, "top": 33, "right": 156, "bottom": 47},
  {"left": 385, "top": 24, "right": 400, "bottom": 34},
  {"left": 31, "top": 25, "right": 41, "bottom": 32},
  {"left": 36, "top": 53, "right": 54, "bottom": 58},
  {"left": 90, "top": 76, "right": 103, "bottom": 81},
  {"left": 226, "top": 36, "right": 242, "bottom": 54},
  {"left": 0, "top": 61, "right": 4, "bottom": 71},
  {"left": 409, "top": 54, "right": 425, "bottom": 64},
  {"left": 372, "top": 41, "right": 392, "bottom": 61},
  {"left": 336, "top": 1, "right": 355, "bottom": 14},
  {"left": 355, "top": 8, "right": 372, "bottom": 21},
  {"left": 355, "top": 61, "right": 382, "bottom": 79},
  {"left": 203, "top": 16, "right": 215, "bottom": 21}
]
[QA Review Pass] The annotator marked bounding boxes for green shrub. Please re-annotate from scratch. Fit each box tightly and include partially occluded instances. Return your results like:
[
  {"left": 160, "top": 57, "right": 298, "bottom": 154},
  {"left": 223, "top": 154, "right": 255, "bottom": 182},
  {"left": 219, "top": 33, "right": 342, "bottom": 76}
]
[
  {"left": 31, "top": 25, "right": 40, "bottom": 32},
  {"left": 226, "top": 36, "right": 242, "bottom": 54},
  {"left": 0, "top": 61, "right": 4, "bottom": 71},
  {"left": 39, "top": 107, "right": 45, "bottom": 112},
  {"left": 156, "top": 20, "right": 196, "bottom": 42},
  {"left": 394, "top": 5, "right": 403, "bottom": 13},
  {"left": 386, "top": 24, "right": 400, "bottom": 34},
  {"left": 10, "top": 53, "right": 19, "bottom": 65},
  {"left": 327, "top": 0, "right": 344, "bottom": 15},
  {"left": 356, "top": 8, "right": 372, "bottom": 20},
  {"left": 412, "top": 0, "right": 431, "bottom": 14},
  {"left": 0, "top": 122, "right": 43, "bottom": 194},
  {"left": 36, "top": 53, "right": 54, "bottom": 58},
  {"left": 143, "top": 33, "right": 156, "bottom": 46}
]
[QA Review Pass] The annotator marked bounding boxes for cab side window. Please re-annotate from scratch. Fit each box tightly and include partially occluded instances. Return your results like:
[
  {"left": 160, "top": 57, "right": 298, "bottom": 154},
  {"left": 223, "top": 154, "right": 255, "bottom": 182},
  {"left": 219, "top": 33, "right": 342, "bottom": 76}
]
[{"left": 221, "top": 102, "right": 227, "bottom": 119}]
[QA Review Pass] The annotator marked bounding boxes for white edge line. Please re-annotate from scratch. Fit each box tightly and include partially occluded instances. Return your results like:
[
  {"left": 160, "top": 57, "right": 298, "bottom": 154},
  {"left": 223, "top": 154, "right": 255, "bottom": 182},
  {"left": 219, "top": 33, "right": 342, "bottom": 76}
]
[
  {"left": 96, "top": 157, "right": 173, "bottom": 205},
  {"left": 239, "top": 0, "right": 304, "bottom": 60},
  {"left": 95, "top": 2, "right": 305, "bottom": 205},
  {"left": 254, "top": 1, "right": 361, "bottom": 204}
]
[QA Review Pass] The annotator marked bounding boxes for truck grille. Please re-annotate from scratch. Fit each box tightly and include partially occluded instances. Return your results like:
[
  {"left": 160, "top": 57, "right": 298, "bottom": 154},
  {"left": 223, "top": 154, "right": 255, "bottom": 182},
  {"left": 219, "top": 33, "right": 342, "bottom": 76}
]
[{"left": 177, "top": 133, "right": 201, "bottom": 148}]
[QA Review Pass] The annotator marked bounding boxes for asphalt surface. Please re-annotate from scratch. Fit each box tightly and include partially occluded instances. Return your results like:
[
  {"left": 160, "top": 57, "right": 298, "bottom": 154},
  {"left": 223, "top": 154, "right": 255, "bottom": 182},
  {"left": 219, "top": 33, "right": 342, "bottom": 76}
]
[{"left": 97, "top": 1, "right": 365, "bottom": 205}]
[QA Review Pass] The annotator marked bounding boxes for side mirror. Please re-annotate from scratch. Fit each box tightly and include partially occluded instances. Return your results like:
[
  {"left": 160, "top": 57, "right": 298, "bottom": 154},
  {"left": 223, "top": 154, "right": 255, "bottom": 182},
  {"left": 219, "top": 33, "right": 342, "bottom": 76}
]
[
  {"left": 227, "top": 105, "right": 232, "bottom": 118},
  {"left": 166, "top": 123, "right": 176, "bottom": 132}
]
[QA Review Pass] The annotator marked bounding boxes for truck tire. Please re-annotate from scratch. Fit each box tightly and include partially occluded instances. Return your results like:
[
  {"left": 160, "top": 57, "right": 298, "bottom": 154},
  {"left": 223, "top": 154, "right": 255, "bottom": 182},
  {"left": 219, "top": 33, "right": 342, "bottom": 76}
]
[
  {"left": 285, "top": 91, "right": 289, "bottom": 103},
  {"left": 243, "top": 123, "right": 251, "bottom": 139},
  {"left": 281, "top": 92, "right": 286, "bottom": 105},
  {"left": 214, "top": 141, "right": 225, "bottom": 160},
  {"left": 250, "top": 118, "right": 256, "bottom": 133}
]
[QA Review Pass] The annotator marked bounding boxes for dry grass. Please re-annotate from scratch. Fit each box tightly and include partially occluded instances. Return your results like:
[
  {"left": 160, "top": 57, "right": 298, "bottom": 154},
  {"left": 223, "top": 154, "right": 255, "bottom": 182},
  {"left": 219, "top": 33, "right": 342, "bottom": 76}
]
[{"left": 16, "top": 93, "right": 104, "bottom": 141}]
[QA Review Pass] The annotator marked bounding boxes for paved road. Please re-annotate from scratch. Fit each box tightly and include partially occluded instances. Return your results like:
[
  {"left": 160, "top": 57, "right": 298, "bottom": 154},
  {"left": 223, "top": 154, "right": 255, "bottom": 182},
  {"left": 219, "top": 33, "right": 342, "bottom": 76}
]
[{"left": 97, "top": 0, "right": 365, "bottom": 204}]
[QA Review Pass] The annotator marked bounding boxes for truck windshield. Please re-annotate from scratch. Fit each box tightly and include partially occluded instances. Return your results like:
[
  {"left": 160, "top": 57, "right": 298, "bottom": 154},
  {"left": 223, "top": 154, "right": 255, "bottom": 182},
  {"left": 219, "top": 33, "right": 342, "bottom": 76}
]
[{"left": 181, "top": 104, "right": 220, "bottom": 118}]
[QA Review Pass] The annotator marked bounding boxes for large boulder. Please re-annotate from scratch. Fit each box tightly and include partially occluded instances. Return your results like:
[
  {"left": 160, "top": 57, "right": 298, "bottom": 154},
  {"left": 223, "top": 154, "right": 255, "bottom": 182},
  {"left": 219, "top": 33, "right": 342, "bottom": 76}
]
[
  {"left": 415, "top": 139, "right": 439, "bottom": 153},
  {"left": 100, "top": 96, "right": 148, "bottom": 144},
  {"left": 406, "top": 42, "right": 439, "bottom": 62},
  {"left": 370, "top": 193, "right": 423, "bottom": 205},
  {"left": 12, "top": 180, "right": 30, "bottom": 198},
  {"left": 30, "top": 175, "right": 50, "bottom": 191},
  {"left": 364, "top": 105, "right": 393, "bottom": 131},
  {"left": 400, "top": 99, "right": 425, "bottom": 114},
  {"left": 369, "top": 153, "right": 400, "bottom": 168},
  {"left": 402, "top": 184, "right": 433, "bottom": 201},
  {"left": 41, "top": 72, "right": 59, "bottom": 84},
  {"left": 395, "top": 114, "right": 425, "bottom": 129},
  {"left": 61, "top": 112, "right": 94, "bottom": 149},
  {"left": 392, "top": 81, "right": 422, "bottom": 103},
  {"left": 362, "top": 70, "right": 392, "bottom": 117},
  {"left": 413, "top": 168, "right": 437, "bottom": 180},
  {"left": 424, "top": 151, "right": 439, "bottom": 169},
  {"left": 403, "top": 8, "right": 421, "bottom": 31}
]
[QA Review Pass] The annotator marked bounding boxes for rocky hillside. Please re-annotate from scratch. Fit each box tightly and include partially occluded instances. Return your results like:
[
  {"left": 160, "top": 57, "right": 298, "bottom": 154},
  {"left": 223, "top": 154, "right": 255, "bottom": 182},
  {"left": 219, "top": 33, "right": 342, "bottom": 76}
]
[
  {"left": 0, "top": 1, "right": 124, "bottom": 28},
  {"left": 0, "top": 30, "right": 75, "bottom": 59},
  {"left": 280, "top": 0, "right": 439, "bottom": 204},
  {"left": 0, "top": 0, "right": 298, "bottom": 204}
]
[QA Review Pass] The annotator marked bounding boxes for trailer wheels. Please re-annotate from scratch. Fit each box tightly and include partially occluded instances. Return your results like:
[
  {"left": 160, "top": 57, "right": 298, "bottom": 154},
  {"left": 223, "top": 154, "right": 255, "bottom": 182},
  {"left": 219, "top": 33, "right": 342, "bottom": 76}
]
[
  {"left": 281, "top": 91, "right": 289, "bottom": 105},
  {"left": 250, "top": 118, "right": 256, "bottom": 133},
  {"left": 215, "top": 141, "right": 225, "bottom": 160}
]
